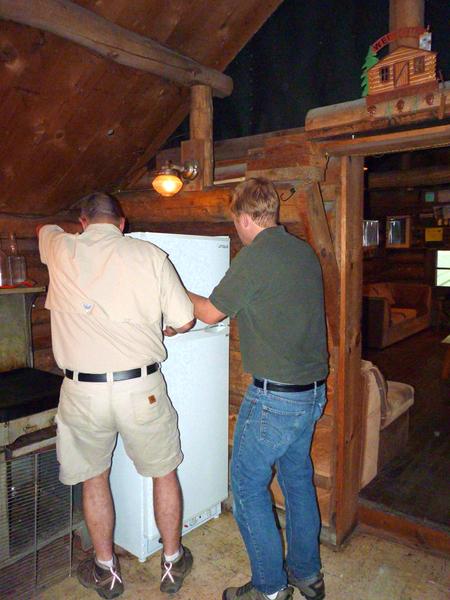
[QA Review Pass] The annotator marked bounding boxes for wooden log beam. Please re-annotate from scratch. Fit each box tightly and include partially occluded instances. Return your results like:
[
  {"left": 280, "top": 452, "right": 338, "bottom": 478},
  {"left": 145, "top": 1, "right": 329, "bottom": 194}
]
[
  {"left": 0, "top": 213, "right": 79, "bottom": 237},
  {"left": 305, "top": 82, "right": 450, "bottom": 139},
  {"left": 368, "top": 165, "right": 450, "bottom": 189},
  {"left": 118, "top": 189, "right": 233, "bottom": 223},
  {"left": 190, "top": 84, "right": 214, "bottom": 188},
  {"left": 0, "top": 0, "right": 233, "bottom": 98},
  {"left": 314, "top": 124, "right": 450, "bottom": 157},
  {"left": 306, "top": 184, "right": 340, "bottom": 347},
  {"left": 117, "top": 188, "right": 304, "bottom": 225},
  {"left": 181, "top": 85, "right": 214, "bottom": 191}
]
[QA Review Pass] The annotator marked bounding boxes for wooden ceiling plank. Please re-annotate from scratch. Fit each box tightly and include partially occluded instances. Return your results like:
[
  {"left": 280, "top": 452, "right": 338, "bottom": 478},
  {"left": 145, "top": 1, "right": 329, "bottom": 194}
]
[
  {"left": 120, "top": 99, "right": 191, "bottom": 189},
  {"left": 1, "top": 20, "right": 186, "bottom": 213},
  {"left": 0, "top": 27, "right": 116, "bottom": 205},
  {"left": 0, "top": 0, "right": 233, "bottom": 97},
  {"left": 121, "top": 0, "right": 285, "bottom": 187},
  {"left": 0, "top": 55, "right": 128, "bottom": 212},
  {"left": 0, "top": 1, "right": 285, "bottom": 214},
  {"left": 38, "top": 80, "right": 181, "bottom": 212},
  {"left": 51, "top": 74, "right": 191, "bottom": 200}
]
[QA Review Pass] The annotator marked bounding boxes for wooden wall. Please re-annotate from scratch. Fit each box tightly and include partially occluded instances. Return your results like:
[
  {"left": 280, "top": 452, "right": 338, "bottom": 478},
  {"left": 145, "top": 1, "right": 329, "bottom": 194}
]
[
  {"left": 1, "top": 223, "right": 77, "bottom": 374},
  {"left": 0, "top": 130, "right": 340, "bottom": 534},
  {"left": 364, "top": 186, "right": 450, "bottom": 285}
]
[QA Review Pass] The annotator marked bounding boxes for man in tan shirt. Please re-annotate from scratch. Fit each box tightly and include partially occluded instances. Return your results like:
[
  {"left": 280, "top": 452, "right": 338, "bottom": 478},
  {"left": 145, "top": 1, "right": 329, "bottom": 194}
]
[{"left": 38, "top": 192, "right": 195, "bottom": 598}]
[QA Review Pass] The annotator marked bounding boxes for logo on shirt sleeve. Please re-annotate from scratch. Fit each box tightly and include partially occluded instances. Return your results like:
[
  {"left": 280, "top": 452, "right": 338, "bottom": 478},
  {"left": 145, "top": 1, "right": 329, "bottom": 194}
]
[{"left": 82, "top": 302, "right": 94, "bottom": 313}]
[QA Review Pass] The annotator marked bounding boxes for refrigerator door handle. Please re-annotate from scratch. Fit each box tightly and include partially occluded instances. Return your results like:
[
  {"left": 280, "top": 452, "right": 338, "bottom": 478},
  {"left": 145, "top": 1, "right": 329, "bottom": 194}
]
[{"left": 204, "top": 322, "right": 228, "bottom": 333}]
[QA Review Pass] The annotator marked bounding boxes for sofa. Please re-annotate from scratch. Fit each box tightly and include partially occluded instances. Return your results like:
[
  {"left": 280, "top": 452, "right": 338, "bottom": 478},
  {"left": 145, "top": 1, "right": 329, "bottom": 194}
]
[
  {"left": 362, "top": 282, "right": 431, "bottom": 349},
  {"left": 360, "top": 360, "right": 415, "bottom": 488}
]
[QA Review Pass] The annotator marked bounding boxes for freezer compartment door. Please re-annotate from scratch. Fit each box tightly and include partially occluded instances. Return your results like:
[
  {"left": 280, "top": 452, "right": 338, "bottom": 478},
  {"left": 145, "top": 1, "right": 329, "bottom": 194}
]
[{"left": 127, "top": 232, "right": 230, "bottom": 329}]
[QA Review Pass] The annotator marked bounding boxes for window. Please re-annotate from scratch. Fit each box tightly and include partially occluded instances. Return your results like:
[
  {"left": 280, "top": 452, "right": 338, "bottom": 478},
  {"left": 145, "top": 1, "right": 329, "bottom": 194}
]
[
  {"left": 414, "top": 56, "right": 425, "bottom": 74},
  {"left": 362, "top": 220, "right": 379, "bottom": 248},
  {"left": 380, "top": 66, "right": 390, "bottom": 83},
  {"left": 436, "top": 251, "right": 450, "bottom": 287},
  {"left": 386, "top": 215, "right": 411, "bottom": 248}
]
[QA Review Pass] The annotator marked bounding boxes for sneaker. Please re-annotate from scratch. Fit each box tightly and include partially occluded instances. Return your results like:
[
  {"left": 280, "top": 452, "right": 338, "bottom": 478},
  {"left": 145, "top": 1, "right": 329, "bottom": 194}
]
[
  {"left": 222, "top": 581, "right": 294, "bottom": 599},
  {"left": 287, "top": 571, "right": 325, "bottom": 600},
  {"left": 77, "top": 555, "right": 124, "bottom": 599},
  {"left": 160, "top": 545, "right": 193, "bottom": 593}
]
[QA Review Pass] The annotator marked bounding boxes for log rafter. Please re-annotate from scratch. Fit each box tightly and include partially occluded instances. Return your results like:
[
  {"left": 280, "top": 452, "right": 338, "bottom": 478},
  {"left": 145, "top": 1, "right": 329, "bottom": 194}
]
[{"left": 0, "top": 0, "right": 233, "bottom": 98}]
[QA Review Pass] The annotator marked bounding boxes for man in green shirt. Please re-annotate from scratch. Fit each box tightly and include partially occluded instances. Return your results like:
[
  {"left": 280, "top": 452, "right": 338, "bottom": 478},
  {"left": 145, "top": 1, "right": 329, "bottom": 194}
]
[{"left": 189, "top": 177, "right": 328, "bottom": 600}]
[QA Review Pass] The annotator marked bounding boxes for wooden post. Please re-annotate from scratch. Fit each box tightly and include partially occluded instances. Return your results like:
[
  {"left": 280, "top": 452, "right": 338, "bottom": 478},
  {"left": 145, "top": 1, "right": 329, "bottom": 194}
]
[
  {"left": 335, "top": 155, "right": 364, "bottom": 544},
  {"left": 389, "top": 0, "right": 424, "bottom": 51},
  {"left": 306, "top": 183, "right": 340, "bottom": 347},
  {"left": 181, "top": 84, "right": 214, "bottom": 191}
]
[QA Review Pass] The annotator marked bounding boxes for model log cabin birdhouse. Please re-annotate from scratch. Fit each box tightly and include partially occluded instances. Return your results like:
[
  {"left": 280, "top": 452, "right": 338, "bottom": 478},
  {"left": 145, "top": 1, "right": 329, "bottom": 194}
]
[
  {"left": 364, "top": 27, "right": 440, "bottom": 117},
  {"left": 368, "top": 46, "right": 438, "bottom": 103}
]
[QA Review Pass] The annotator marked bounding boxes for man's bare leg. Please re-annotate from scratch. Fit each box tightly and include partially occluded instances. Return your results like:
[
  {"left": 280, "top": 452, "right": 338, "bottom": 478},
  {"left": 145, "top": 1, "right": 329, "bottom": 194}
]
[
  {"left": 153, "top": 469, "right": 182, "bottom": 555},
  {"left": 82, "top": 469, "right": 114, "bottom": 561}
]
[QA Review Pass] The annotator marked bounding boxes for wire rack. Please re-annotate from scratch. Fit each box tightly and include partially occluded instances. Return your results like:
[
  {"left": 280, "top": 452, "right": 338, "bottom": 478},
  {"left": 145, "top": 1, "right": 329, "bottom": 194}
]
[{"left": 0, "top": 447, "right": 73, "bottom": 599}]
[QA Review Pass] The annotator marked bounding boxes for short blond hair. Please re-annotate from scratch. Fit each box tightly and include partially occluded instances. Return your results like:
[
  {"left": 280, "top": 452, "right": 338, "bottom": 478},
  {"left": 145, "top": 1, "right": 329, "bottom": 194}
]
[{"left": 231, "top": 178, "right": 279, "bottom": 227}]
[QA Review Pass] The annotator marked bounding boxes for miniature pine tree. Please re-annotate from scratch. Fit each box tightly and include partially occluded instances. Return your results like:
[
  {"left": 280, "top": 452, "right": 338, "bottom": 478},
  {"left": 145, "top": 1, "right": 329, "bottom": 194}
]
[{"left": 361, "top": 46, "right": 379, "bottom": 97}]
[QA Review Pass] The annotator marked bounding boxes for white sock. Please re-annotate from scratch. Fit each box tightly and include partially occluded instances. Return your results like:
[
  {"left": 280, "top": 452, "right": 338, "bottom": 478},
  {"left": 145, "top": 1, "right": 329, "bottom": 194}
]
[
  {"left": 95, "top": 556, "right": 114, "bottom": 569},
  {"left": 164, "top": 547, "right": 182, "bottom": 563}
]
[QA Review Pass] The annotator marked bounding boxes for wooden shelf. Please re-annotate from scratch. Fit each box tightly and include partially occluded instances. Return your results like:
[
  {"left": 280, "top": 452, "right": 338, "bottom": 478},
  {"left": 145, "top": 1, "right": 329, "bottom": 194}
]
[{"left": 0, "top": 286, "right": 45, "bottom": 295}]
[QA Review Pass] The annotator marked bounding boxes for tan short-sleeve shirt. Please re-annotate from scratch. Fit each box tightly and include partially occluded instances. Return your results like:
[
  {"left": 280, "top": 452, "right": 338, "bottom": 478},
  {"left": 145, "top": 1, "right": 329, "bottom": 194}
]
[{"left": 39, "top": 223, "right": 193, "bottom": 372}]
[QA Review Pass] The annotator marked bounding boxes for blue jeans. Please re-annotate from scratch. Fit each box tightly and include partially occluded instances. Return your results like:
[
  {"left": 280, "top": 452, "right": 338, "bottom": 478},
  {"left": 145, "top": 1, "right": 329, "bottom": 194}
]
[{"left": 231, "top": 381, "right": 326, "bottom": 595}]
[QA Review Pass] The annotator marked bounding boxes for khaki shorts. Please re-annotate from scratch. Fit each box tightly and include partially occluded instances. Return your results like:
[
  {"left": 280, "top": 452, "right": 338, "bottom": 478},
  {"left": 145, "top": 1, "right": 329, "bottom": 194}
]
[{"left": 55, "top": 370, "right": 182, "bottom": 485}]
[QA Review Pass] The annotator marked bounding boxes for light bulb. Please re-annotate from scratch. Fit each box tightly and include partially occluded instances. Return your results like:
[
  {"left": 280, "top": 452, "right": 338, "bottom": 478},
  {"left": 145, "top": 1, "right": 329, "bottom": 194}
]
[{"left": 152, "top": 173, "right": 183, "bottom": 197}]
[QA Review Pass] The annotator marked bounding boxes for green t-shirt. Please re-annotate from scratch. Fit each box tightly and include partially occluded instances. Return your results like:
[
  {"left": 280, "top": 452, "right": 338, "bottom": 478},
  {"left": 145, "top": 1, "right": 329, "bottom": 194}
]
[{"left": 210, "top": 226, "right": 328, "bottom": 384}]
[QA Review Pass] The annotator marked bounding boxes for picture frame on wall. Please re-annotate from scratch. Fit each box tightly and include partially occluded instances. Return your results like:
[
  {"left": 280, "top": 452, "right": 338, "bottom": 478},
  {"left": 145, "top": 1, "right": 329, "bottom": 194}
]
[
  {"left": 386, "top": 215, "right": 411, "bottom": 248},
  {"left": 437, "top": 189, "right": 450, "bottom": 204}
]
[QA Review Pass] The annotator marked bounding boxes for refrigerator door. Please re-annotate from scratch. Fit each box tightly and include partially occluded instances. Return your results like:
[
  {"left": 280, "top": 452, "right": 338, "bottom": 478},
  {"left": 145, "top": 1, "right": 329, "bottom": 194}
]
[
  {"left": 111, "top": 325, "right": 229, "bottom": 560},
  {"left": 162, "top": 325, "right": 229, "bottom": 519},
  {"left": 111, "top": 232, "right": 230, "bottom": 560},
  {"left": 127, "top": 232, "right": 230, "bottom": 328}
]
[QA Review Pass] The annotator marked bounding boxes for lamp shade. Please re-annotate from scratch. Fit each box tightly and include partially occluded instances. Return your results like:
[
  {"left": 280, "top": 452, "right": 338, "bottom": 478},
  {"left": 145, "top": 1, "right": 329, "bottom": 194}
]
[{"left": 152, "top": 173, "right": 183, "bottom": 197}]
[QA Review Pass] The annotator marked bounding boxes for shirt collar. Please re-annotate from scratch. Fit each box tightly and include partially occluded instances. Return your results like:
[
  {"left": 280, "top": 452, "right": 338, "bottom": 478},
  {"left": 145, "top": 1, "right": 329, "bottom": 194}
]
[
  {"left": 84, "top": 223, "right": 123, "bottom": 236},
  {"left": 252, "top": 225, "right": 285, "bottom": 244}
]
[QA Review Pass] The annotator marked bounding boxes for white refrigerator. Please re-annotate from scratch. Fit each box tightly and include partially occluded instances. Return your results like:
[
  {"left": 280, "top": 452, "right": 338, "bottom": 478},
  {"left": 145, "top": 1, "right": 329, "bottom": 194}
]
[{"left": 110, "top": 232, "right": 230, "bottom": 561}]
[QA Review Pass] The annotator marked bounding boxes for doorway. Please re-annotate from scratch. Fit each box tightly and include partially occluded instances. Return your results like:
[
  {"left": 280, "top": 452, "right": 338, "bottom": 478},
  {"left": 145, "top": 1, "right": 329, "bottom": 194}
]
[
  {"left": 317, "top": 123, "right": 450, "bottom": 552},
  {"left": 358, "top": 147, "right": 450, "bottom": 546}
]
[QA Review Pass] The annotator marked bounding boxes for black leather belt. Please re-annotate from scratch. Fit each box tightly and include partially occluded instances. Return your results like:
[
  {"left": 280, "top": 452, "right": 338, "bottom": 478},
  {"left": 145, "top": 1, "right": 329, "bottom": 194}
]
[
  {"left": 253, "top": 378, "right": 326, "bottom": 393},
  {"left": 65, "top": 363, "right": 159, "bottom": 383}
]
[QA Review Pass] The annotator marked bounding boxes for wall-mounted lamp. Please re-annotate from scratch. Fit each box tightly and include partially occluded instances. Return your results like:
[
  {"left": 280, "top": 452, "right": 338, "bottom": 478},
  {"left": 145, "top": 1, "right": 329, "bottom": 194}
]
[{"left": 151, "top": 160, "right": 199, "bottom": 197}]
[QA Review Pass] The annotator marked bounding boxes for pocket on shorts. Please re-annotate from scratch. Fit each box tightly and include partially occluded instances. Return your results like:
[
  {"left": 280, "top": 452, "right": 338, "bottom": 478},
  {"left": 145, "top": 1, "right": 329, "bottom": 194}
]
[
  {"left": 58, "top": 381, "right": 93, "bottom": 431},
  {"left": 131, "top": 380, "right": 173, "bottom": 425}
]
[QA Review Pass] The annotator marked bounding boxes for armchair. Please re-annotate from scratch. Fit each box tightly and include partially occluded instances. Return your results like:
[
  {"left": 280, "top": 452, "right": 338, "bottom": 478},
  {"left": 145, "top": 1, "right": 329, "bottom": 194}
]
[{"left": 362, "top": 282, "right": 431, "bottom": 349}]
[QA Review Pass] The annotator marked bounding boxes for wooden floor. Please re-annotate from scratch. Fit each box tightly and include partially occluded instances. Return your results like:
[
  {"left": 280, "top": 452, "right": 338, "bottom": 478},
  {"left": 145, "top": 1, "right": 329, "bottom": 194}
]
[{"left": 360, "top": 328, "right": 450, "bottom": 533}]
